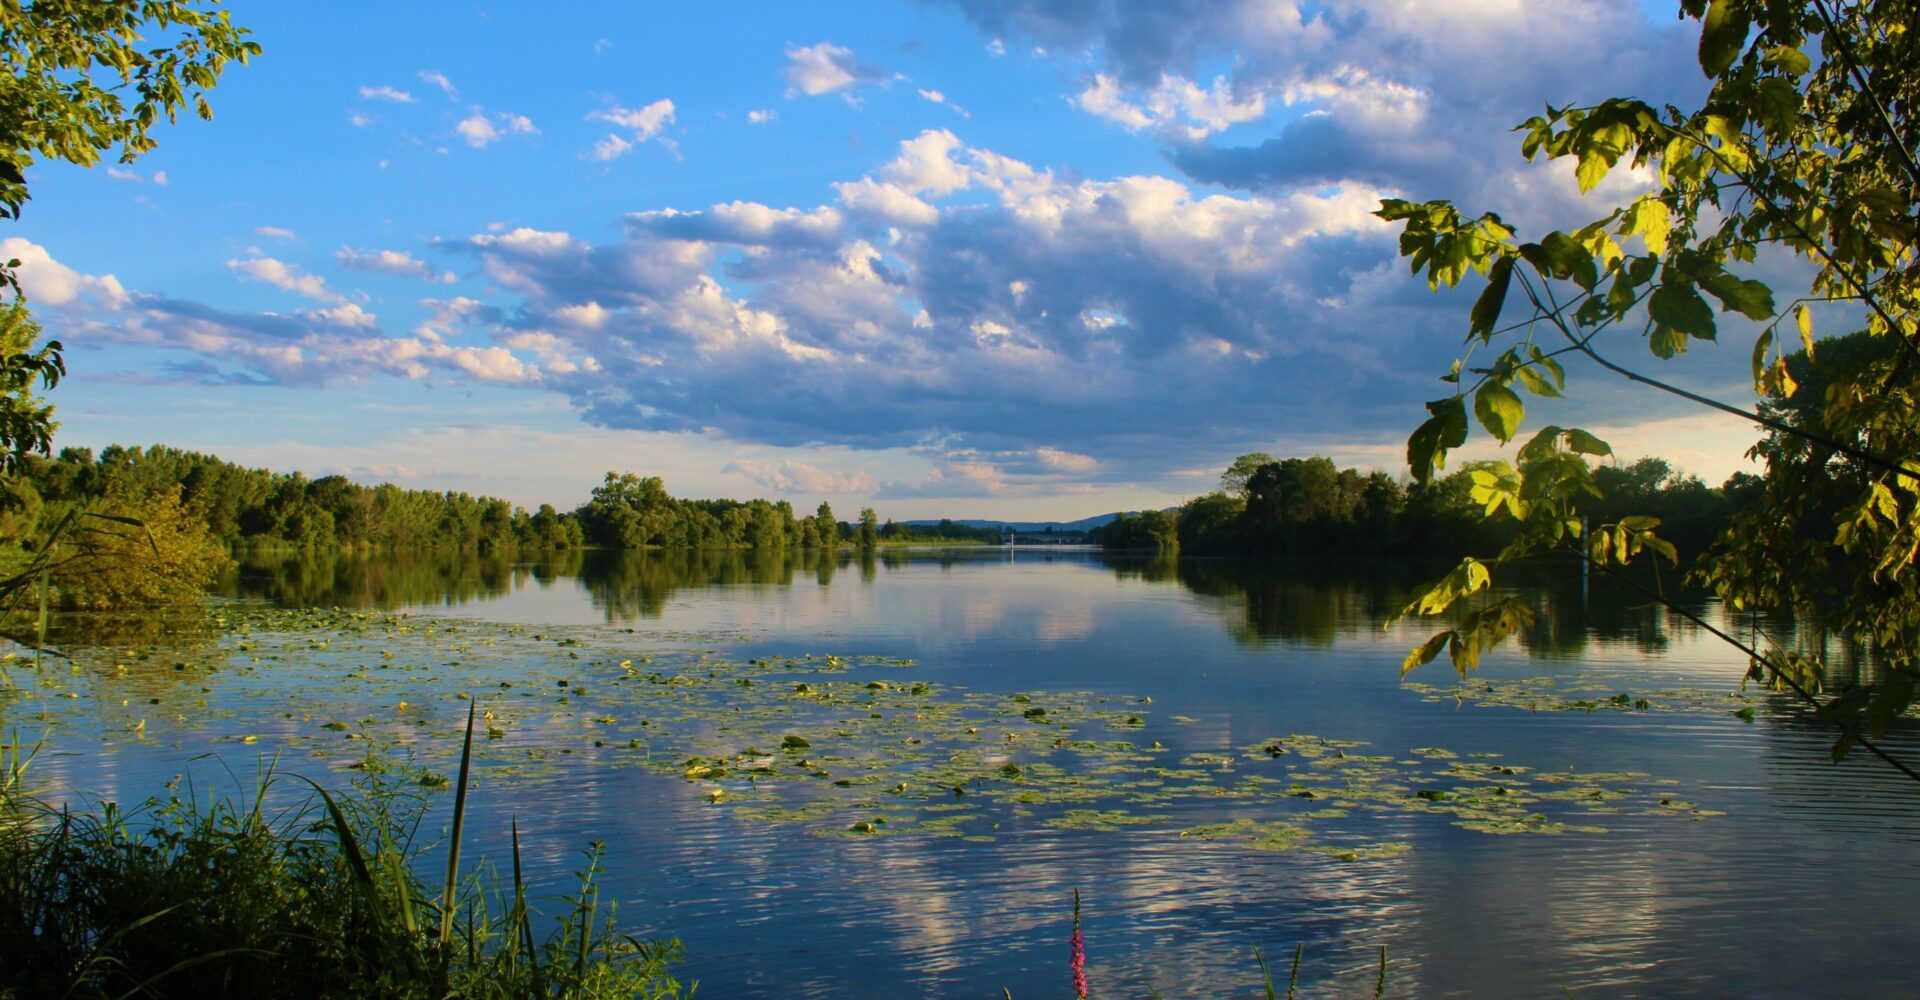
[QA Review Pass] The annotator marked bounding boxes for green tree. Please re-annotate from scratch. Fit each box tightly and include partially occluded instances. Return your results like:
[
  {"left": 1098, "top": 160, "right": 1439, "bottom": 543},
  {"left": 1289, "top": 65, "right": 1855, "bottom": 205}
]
[
  {"left": 856, "top": 507, "right": 879, "bottom": 548},
  {"left": 46, "top": 486, "right": 233, "bottom": 608},
  {"left": 1380, "top": 0, "right": 1920, "bottom": 761},
  {"left": 0, "top": 303, "right": 60, "bottom": 477},
  {"left": 1219, "top": 452, "right": 1274, "bottom": 499},
  {"left": 1, "top": 0, "right": 258, "bottom": 226},
  {"left": 0, "top": 2, "right": 257, "bottom": 471},
  {"left": 1177, "top": 491, "right": 1244, "bottom": 551}
]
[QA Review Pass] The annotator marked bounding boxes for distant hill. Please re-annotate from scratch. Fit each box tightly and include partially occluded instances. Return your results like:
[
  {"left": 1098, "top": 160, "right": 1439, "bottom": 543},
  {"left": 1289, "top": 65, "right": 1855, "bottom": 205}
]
[{"left": 901, "top": 512, "right": 1130, "bottom": 533}]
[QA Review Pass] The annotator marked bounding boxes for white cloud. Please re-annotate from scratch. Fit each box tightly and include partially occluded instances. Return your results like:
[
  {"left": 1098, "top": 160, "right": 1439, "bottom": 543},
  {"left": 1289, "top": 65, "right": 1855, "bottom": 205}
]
[
  {"left": 254, "top": 226, "right": 298, "bottom": 241},
  {"left": 725, "top": 459, "right": 878, "bottom": 496},
  {"left": 413, "top": 295, "right": 496, "bottom": 341},
  {"left": 417, "top": 70, "right": 458, "bottom": 100},
  {"left": 304, "top": 302, "right": 379, "bottom": 328},
  {"left": 1035, "top": 447, "right": 1100, "bottom": 473},
  {"left": 876, "top": 129, "right": 973, "bottom": 196},
  {"left": 1074, "top": 72, "right": 1266, "bottom": 139},
  {"left": 456, "top": 110, "right": 538, "bottom": 148},
  {"left": 468, "top": 227, "right": 579, "bottom": 255},
  {"left": 833, "top": 178, "right": 938, "bottom": 225},
  {"left": 0, "top": 238, "right": 129, "bottom": 309},
  {"left": 104, "top": 166, "right": 167, "bottom": 185},
  {"left": 588, "top": 99, "right": 675, "bottom": 138},
  {"left": 629, "top": 202, "right": 844, "bottom": 246},
  {"left": 585, "top": 98, "right": 675, "bottom": 160},
  {"left": 225, "top": 254, "right": 341, "bottom": 303},
  {"left": 946, "top": 0, "right": 1699, "bottom": 204},
  {"left": 747, "top": 109, "right": 777, "bottom": 125},
  {"left": 335, "top": 247, "right": 457, "bottom": 283},
  {"left": 591, "top": 133, "right": 633, "bottom": 162},
  {"left": 349, "top": 112, "right": 375, "bottom": 128},
  {"left": 784, "top": 42, "right": 887, "bottom": 97},
  {"left": 358, "top": 85, "right": 414, "bottom": 103}
]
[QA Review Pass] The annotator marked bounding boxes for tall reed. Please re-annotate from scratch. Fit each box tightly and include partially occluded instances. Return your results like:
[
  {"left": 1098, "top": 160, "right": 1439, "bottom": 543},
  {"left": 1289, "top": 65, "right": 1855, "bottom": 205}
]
[{"left": 0, "top": 708, "right": 690, "bottom": 999}]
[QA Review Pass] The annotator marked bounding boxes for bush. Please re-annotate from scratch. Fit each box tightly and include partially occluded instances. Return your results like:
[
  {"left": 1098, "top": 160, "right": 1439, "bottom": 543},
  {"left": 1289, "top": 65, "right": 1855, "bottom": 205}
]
[{"left": 43, "top": 486, "right": 233, "bottom": 609}]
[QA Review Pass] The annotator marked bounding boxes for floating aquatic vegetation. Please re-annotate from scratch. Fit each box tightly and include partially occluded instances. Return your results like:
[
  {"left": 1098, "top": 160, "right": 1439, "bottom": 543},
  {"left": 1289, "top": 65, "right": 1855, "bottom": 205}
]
[
  {"left": 1400, "top": 676, "right": 1764, "bottom": 718},
  {"left": 5, "top": 602, "right": 1726, "bottom": 863}
]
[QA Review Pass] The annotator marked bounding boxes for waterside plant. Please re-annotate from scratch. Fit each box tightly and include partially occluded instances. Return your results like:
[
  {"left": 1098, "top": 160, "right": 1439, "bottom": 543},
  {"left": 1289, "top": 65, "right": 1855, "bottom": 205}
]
[{"left": 0, "top": 711, "right": 690, "bottom": 999}]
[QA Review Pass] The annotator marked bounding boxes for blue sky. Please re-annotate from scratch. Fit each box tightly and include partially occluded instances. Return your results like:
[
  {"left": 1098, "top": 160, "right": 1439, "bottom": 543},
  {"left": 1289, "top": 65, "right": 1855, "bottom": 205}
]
[{"left": 10, "top": 1, "right": 1774, "bottom": 519}]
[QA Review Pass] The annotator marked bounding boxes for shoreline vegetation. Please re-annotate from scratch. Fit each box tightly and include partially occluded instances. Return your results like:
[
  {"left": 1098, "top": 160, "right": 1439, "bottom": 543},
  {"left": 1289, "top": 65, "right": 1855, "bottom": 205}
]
[
  {"left": 0, "top": 721, "right": 692, "bottom": 1000},
  {"left": 0, "top": 446, "right": 1001, "bottom": 612},
  {"left": 0, "top": 440, "right": 1749, "bottom": 617},
  {"left": 1091, "top": 451, "right": 1752, "bottom": 567}
]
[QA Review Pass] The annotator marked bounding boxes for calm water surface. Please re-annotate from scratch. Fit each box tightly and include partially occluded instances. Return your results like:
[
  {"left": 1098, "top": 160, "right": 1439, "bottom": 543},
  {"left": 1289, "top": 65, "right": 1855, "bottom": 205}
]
[{"left": 13, "top": 547, "right": 1920, "bottom": 998}]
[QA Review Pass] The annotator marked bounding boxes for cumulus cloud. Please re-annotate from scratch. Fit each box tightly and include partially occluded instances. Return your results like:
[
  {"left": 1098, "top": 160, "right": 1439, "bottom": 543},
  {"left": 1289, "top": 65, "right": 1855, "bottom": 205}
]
[
  {"left": 414, "top": 129, "right": 1493, "bottom": 480},
  {"left": 413, "top": 295, "right": 501, "bottom": 341},
  {"left": 940, "top": 0, "right": 1699, "bottom": 204},
  {"left": 1074, "top": 72, "right": 1265, "bottom": 139},
  {"left": 358, "top": 85, "right": 414, "bottom": 103},
  {"left": 37, "top": 98, "right": 1751, "bottom": 494},
  {"left": 784, "top": 42, "right": 889, "bottom": 97},
  {"left": 20, "top": 243, "right": 540, "bottom": 390},
  {"left": 627, "top": 203, "right": 843, "bottom": 248},
  {"left": 2, "top": 238, "right": 129, "bottom": 309},
  {"left": 303, "top": 302, "right": 379, "bottom": 328},
  {"left": 585, "top": 98, "right": 675, "bottom": 160},
  {"left": 336, "top": 247, "right": 457, "bottom": 284},
  {"left": 225, "top": 254, "right": 341, "bottom": 303},
  {"left": 456, "top": 109, "right": 538, "bottom": 148}
]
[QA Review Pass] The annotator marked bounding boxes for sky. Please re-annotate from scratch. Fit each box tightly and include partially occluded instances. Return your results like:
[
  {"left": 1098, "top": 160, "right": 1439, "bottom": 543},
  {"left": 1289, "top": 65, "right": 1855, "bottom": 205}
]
[{"left": 8, "top": 1, "right": 1784, "bottom": 520}]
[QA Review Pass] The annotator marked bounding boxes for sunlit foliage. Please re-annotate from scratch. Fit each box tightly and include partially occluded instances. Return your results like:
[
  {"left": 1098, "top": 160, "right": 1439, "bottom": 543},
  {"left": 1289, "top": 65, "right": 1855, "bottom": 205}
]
[{"left": 1378, "top": 0, "right": 1920, "bottom": 756}]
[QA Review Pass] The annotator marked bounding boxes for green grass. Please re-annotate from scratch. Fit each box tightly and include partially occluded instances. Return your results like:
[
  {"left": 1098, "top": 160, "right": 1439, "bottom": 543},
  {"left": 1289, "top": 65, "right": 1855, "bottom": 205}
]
[{"left": 0, "top": 715, "right": 690, "bottom": 999}]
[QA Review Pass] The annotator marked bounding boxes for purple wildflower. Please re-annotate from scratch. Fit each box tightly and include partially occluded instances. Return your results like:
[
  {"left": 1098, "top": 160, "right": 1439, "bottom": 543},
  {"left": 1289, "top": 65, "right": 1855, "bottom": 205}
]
[{"left": 1071, "top": 889, "right": 1088, "bottom": 999}]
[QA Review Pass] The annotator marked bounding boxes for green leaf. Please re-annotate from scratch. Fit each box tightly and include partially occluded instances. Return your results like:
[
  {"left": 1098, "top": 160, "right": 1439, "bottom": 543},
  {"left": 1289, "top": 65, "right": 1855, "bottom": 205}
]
[
  {"left": 1621, "top": 197, "right": 1671, "bottom": 256},
  {"left": 1754, "top": 76, "right": 1802, "bottom": 132},
  {"left": 1650, "top": 324, "right": 1688, "bottom": 358},
  {"left": 1648, "top": 281, "right": 1717, "bottom": 338},
  {"left": 1402, "top": 631, "right": 1453, "bottom": 677},
  {"left": 1565, "top": 428, "right": 1612, "bottom": 457},
  {"left": 1399, "top": 558, "right": 1491, "bottom": 619},
  {"left": 1473, "top": 382, "right": 1525, "bottom": 443},
  {"left": 1698, "top": 0, "right": 1750, "bottom": 77},
  {"left": 1762, "top": 44, "right": 1811, "bottom": 76},
  {"left": 1469, "top": 257, "right": 1514, "bottom": 343},
  {"left": 1518, "top": 425, "right": 1564, "bottom": 464},
  {"left": 1575, "top": 151, "right": 1612, "bottom": 194},
  {"left": 1701, "top": 272, "right": 1775, "bottom": 320},
  {"left": 1407, "top": 397, "right": 1469, "bottom": 484},
  {"left": 1528, "top": 345, "right": 1566, "bottom": 389},
  {"left": 1537, "top": 231, "right": 1600, "bottom": 290},
  {"left": 1751, "top": 329, "right": 1773, "bottom": 394},
  {"left": 1515, "top": 364, "right": 1562, "bottom": 398}
]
